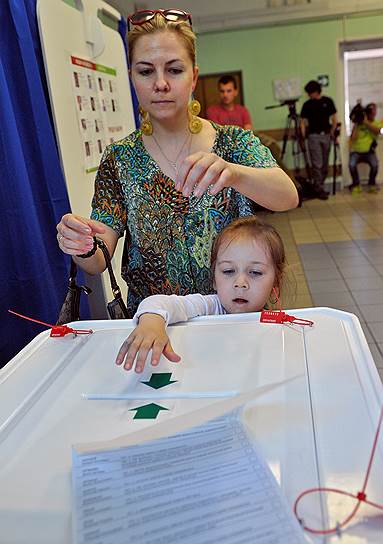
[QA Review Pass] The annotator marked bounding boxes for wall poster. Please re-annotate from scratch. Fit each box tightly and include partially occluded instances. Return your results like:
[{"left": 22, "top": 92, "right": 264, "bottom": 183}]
[{"left": 70, "top": 55, "right": 125, "bottom": 173}]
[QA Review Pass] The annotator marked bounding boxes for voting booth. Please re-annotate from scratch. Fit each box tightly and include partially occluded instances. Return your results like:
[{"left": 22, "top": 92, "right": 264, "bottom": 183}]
[{"left": 1, "top": 308, "right": 383, "bottom": 543}]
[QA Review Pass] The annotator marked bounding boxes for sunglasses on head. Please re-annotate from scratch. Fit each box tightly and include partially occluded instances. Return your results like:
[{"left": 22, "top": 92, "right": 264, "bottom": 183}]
[{"left": 127, "top": 9, "right": 192, "bottom": 30}]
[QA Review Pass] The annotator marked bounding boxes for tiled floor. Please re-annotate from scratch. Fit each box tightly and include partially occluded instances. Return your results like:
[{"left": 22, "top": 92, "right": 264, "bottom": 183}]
[{"left": 259, "top": 186, "right": 383, "bottom": 381}]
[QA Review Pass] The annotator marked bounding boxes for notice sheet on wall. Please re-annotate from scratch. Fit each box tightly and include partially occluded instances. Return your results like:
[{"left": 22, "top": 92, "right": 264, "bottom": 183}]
[{"left": 70, "top": 55, "right": 126, "bottom": 173}]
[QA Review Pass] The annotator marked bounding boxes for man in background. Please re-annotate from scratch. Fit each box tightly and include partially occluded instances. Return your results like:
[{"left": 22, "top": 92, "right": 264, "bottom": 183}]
[
  {"left": 300, "top": 80, "right": 337, "bottom": 200},
  {"left": 349, "top": 102, "right": 382, "bottom": 194},
  {"left": 207, "top": 75, "right": 252, "bottom": 130}
]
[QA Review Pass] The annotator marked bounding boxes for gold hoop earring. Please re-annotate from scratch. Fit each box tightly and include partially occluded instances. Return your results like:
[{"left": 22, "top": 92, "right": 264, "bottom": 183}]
[
  {"left": 139, "top": 106, "right": 153, "bottom": 136},
  {"left": 188, "top": 99, "right": 202, "bottom": 134}
]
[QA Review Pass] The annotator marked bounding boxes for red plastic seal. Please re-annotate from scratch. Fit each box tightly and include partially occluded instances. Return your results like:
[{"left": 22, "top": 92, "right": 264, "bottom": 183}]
[
  {"left": 50, "top": 325, "right": 93, "bottom": 337},
  {"left": 8, "top": 310, "right": 93, "bottom": 337},
  {"left": 260, "top": 310, "right": 313, "bottom": 326}
]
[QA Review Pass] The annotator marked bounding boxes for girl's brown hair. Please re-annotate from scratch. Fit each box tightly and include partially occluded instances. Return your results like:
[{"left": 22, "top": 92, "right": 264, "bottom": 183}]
[
  {"left": 210, "top": 216, "right": 286, "bottom": 298},
  {"left": 128, "top": 13, "right": 197, "bottom": 66}
]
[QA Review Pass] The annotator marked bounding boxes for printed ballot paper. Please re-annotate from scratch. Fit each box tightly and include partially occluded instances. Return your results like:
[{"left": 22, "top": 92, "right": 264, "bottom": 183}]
[{"left": 72, "top": 411, "right": 305, "bottom": 544}]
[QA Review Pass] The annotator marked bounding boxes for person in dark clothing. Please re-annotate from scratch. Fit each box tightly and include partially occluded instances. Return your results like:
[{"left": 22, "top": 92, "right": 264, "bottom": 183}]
[{"left": 300, "top": 80, "right": 337, "bottom": 200}]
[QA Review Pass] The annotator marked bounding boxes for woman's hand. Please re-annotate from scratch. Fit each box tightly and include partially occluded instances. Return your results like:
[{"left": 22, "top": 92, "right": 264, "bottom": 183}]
[
  {"left": 56, "top": 213, "right": 106, "bottom": 255},
  {"left": 115, "top": 314, "right": 181, "bottom": 373},
  {"left": 176, "top": 152, "right": 237, "bottom": 198}
]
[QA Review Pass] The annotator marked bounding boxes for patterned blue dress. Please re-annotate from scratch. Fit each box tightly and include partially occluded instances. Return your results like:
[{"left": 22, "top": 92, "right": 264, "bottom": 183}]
[{"left": 91, "top": 123, "right": 277, "bottom": 316}]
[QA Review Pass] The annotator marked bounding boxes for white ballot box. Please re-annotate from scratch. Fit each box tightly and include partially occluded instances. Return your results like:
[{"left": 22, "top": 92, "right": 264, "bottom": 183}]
[{"left": 1, "top": 308, "right": 383, "bottom": 543}]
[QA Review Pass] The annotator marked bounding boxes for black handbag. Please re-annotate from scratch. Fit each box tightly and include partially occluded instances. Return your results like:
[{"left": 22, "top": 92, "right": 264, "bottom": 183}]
[
  {"left": 96, "top": 238, "right": 129, "bottom": 320},
  {"left": 56, "top": 239, "right": 129, "bottom": 325},
  {"left": 56, "top": 259, "right": 91, "bottom": 325}
]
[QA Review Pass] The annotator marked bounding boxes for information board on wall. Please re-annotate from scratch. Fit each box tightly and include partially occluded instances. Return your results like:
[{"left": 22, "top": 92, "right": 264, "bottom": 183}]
[{"left": 70, "top": 55, "right": 125, "bottom": 173}]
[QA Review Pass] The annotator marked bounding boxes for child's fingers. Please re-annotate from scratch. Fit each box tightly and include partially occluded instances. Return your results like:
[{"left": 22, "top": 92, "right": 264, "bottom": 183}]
[
  {"left": 163, "top": 341, "right": 181, "bottom": 362},
  {"left": 134, "top": 342, "right": 152, "bottom": 373},
  {"left": 151, "top": 340, "right": 165, "bottom": 366},
  {"left": 116, "top": 330, "right": 176, "bottom": 373},
  {"left": 116, "top": 333, "right": 141, "bottom": 370},
  {"left": 115, "top": 337, "right": 131, "bottom": 366},
  {"left": 125, "top": 339, "right": 144, "bottom": 371}
]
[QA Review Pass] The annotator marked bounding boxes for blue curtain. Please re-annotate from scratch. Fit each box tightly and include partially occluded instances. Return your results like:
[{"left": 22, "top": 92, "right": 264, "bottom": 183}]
[
  {"left": 0, "top": 0, "right": 86, "bottom": 366},
  {"left": 118, "top": 17, "right": 139, "bottom": 128}
]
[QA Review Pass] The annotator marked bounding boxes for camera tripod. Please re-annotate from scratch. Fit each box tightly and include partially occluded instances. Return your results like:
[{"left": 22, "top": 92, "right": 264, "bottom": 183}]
[
  {"left": 265, "top": 100, "right": 314, "bottom": 201},
  {"left": 331, "top": 123, "right": 342, "bottom": 195},
  {"left": 280, "top": 100, "right": 312, "bottom": 180}
]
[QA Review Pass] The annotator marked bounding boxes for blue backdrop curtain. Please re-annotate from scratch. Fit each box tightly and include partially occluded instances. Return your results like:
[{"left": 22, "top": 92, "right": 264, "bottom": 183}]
[
  {"left": 118, "top": 16, "right": 139, "bottom": 128},
  {"left": 0, "top": 0, "right": 87, "bottom": 366}
]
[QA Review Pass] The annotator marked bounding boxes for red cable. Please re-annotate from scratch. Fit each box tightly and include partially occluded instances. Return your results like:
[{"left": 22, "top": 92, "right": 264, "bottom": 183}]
[
  {"left": 270, "top": 289, "right": 383, "bottom": 533},
  {"left": 273, "top": 286, "right": 282, "bottom": 311},
  {"left": 294, "top": 404, "right": 383, "bottom": 535},
  {"left": 8, "top": 309, "right": 54, "bottom": 328},
  {"left": 8, "top": 309, "right": 93, "bottom": 336}
]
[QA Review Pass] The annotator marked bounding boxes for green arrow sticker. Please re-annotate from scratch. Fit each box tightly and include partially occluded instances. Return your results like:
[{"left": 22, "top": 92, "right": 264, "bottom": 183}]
[
  {"left": 130, "top": 403, "right": 168, "bottom": 419},
  {"left": 141, "top": 373, "right": 177, "bottom": 389}
]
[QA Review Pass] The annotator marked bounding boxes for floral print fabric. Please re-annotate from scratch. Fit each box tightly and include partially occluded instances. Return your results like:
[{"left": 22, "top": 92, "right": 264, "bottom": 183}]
[{"left": 91, "top": 124, "right": 277, "bottom": 316}]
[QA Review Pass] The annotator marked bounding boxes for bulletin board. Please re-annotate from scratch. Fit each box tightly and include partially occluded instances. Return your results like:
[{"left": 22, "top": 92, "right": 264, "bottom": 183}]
[{"left": 37, "top": 0, "right": 136, "bottom": 314}]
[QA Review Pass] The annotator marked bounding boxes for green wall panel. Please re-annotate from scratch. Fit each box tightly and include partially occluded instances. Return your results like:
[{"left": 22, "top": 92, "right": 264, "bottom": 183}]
[{"left": 197, "top": 13, "right": 383, "bottom": 130}]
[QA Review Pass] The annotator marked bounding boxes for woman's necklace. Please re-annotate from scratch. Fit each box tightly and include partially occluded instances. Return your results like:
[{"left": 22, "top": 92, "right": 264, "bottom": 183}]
[{"left": 151, "top": 132, "right": 192, "bottom": 174}]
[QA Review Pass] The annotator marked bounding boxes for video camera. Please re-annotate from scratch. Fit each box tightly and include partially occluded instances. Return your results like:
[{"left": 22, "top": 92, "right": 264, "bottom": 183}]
[
  {"left": 265, "top": 98, "right": 299, "bottom": 111},
  {"left": 349, "top": 103, "right": 367, "bottom": 125},
  {"left": 350, "top": 102, "right": 374, "bottom": 125}
]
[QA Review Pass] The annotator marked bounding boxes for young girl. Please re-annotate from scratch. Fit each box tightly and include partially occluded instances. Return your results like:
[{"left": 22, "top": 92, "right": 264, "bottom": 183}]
[{"left": 116, "top": 216, "right": 286, "bottom": 373}]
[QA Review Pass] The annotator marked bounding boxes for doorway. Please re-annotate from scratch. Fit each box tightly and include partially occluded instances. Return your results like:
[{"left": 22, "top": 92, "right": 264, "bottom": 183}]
[
  {"left": 194, "top": 71, "right": 245, "bottom": 119},
  {"left": 341, "top": 40, "right": 383, "bottom": 186}
]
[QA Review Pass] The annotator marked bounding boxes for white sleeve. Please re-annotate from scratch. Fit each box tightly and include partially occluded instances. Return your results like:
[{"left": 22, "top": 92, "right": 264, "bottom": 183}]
[{"left": 133, "top": 293, "right": 225, "bottom": 326}]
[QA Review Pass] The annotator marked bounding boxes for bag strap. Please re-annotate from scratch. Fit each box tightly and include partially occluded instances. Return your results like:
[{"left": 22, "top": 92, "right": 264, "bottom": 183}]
[
  {"left": 66, "top": 239, "right": 123, "bottom": 299},
  {"left": 69, "top": 258, "right": 78, "bottom": 287},
  {"left": 67, "top": 258, "right": 92, "bottom": 295},
  {"left": 96, "top": 238, "right": 122, "bottom": 297}
]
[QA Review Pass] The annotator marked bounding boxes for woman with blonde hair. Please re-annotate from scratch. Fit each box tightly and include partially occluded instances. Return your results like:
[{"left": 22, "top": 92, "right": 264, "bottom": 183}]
[{"left": 56, "top": 9, "right": 298, "bottom": 316}]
